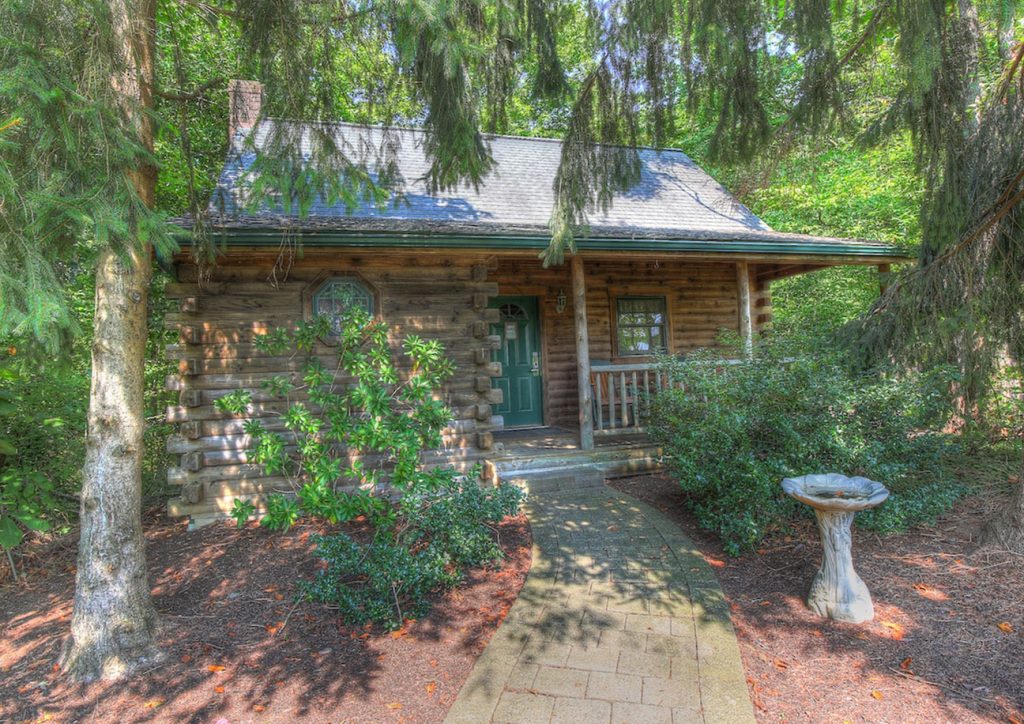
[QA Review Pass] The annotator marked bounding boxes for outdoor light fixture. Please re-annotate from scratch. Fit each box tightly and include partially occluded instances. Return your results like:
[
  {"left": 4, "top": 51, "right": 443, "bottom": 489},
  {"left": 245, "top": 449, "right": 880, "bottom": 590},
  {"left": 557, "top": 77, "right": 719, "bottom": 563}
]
[{"left": 555, "top": 288, "right": 567, "bottom": 314}]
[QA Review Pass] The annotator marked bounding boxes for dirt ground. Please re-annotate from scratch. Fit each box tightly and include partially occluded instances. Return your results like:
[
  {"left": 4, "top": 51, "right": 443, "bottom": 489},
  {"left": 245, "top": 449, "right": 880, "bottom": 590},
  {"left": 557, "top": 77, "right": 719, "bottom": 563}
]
[
  {"left": 611, "top": 473, "right": 1024, "bottom": 724},
  {"left": 5, "top": 474, "right": 1023, "bottom": 724},
  {"left": 0, "top": 511, "right": 531, "bottom": 723}
]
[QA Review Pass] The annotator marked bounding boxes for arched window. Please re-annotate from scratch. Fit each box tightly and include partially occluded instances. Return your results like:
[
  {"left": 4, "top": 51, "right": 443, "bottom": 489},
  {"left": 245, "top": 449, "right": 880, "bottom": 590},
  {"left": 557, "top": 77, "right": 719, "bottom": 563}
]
[{"left": 311, "top": 276, "right": 374, "bottom": 333}]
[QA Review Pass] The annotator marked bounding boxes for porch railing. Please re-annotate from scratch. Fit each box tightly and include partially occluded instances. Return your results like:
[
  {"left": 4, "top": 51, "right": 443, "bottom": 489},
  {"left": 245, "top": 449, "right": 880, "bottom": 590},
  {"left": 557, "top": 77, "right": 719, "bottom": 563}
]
[
  {"left": 590, "top": 358, "right": 749, "bottom": 435},
  {"left": 591, "top": 362, "right": 668, "bottom": 435}
]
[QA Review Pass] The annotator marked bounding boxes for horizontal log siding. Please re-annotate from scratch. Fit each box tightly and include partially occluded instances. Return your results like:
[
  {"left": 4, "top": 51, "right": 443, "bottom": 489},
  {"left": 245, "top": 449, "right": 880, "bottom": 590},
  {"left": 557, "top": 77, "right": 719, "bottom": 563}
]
[
  {"left": 165, "top": 250, "right": 501, "bottom": 524},
  {"left": 489, "top": 257, "right": 774, "bottom": 428}
]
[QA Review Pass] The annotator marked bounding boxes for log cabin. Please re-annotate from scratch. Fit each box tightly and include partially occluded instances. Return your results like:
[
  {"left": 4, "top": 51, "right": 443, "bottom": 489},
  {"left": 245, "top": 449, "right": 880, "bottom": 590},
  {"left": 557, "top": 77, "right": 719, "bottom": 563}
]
[{"left": 166, "top": 81, "right": 910, "bottom": 526}]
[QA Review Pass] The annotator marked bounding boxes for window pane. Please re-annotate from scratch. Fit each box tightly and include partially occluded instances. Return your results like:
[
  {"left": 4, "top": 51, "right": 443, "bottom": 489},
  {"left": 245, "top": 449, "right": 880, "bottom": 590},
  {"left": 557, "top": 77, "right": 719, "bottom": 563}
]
[
  {"left": 312, "top": 277, "right": 374, "bottom": 334},
  {"left": 616, "top": 296, "right": 667, "bottom": 355}
]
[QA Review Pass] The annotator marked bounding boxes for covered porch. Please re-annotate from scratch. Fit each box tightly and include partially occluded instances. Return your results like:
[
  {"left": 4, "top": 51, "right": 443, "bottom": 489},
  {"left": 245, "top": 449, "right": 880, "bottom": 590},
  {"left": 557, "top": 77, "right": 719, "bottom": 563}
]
[{"left": 486, "top": 252, "right": 898, "bottom": 453}]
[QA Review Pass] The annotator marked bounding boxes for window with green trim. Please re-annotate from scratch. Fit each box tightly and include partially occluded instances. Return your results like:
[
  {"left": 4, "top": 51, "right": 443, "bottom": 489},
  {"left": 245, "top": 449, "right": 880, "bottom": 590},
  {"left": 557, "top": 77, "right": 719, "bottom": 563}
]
[
  {"left": 312, "top": 277, "right": 374, "bottom": 333},
  {"left": 616, "top": 296, "right": 667, "bottom": 356}
]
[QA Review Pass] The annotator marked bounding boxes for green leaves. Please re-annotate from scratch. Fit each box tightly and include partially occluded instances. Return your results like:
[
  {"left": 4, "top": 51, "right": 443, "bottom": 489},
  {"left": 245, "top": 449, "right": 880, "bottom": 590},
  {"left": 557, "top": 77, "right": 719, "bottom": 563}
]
[
  {"left": 302, "top": 480, "right": 522, "bottom": 629},
  {"left": 225, "top": 310, "right": 459, "bottom": 530},
  {"left": 0, "top": 468, "right": 55, "bottom": 551},
  {"left": 649, "top": 335, "right": 958, "bottom": 554},
  {"left": 0, "top": 517, "right": 21, "bottom": 549},
  {"left": 230, "top": 498, "right": 256, "bottom": 528}
]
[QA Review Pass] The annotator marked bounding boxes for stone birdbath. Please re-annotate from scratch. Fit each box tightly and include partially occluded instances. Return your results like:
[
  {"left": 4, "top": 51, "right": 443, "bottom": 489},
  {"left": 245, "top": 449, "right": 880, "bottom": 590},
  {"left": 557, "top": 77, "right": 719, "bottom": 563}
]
[{"left": 781, "top": 473, "right": 889, "bottom": 624}]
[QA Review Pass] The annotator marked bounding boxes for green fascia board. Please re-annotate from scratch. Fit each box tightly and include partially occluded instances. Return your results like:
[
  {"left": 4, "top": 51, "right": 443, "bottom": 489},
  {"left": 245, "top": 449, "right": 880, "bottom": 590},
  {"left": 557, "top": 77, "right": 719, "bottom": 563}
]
[{"left": 174, "top": 229, "right": 910, "bottom": 259}]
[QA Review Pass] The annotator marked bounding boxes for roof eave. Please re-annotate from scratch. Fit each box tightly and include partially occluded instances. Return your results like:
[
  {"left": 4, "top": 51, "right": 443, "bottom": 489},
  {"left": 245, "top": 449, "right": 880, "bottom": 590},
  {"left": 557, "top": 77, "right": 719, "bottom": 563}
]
[{"left": 170, "top": 227, "right": 913, "bottom": 262}]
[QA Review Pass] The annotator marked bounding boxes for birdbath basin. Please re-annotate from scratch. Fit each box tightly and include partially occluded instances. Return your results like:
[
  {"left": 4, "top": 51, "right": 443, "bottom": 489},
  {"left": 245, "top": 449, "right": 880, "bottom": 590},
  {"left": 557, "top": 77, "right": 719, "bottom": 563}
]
[{"left": 782, "top": 473, "right": 889, "bottom": 624}]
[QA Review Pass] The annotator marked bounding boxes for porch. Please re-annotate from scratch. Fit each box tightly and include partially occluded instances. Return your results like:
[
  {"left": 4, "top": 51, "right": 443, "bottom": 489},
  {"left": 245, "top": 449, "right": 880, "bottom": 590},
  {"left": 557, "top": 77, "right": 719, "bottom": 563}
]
[{"left": 487, "top": 254, "right": 894, "bottom": 455}]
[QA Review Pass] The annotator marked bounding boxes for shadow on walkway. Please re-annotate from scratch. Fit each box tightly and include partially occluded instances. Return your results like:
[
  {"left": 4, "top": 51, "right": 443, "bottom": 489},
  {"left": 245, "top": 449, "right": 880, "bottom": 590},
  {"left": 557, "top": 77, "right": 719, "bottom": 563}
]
[{"left": 447, "top": 487, "right": 756, "bottom": 723}]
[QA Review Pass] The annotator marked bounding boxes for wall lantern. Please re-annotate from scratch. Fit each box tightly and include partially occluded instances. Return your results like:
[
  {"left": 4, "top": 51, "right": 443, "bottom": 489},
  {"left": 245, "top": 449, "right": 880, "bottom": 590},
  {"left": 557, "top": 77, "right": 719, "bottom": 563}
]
[{"left": 555, "top": 288, "right": 567, "bottom": 315}]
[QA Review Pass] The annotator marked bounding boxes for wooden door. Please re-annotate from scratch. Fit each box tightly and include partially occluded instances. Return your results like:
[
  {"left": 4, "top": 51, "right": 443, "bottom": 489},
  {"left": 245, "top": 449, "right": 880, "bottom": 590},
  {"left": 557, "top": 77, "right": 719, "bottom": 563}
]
[{"left": 490, "top": 296, "right": 544, "bottom": 427}]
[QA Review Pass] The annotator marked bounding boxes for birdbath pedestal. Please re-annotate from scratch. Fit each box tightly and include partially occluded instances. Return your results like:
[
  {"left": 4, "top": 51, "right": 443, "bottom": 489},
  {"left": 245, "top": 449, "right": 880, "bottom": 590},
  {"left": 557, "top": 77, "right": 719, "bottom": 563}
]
[{"left": 782, "top": 474, "right": 889, "bottom": 624}]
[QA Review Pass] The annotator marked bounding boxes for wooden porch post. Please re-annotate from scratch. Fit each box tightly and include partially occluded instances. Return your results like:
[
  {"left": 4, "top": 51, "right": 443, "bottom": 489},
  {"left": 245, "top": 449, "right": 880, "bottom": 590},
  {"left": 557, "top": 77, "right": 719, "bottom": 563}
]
[
  {"left": 736, "top": 261, "right": 753, "bottom": 357},
  {"left": 571, "top": 255, "right": 595, "bottom": 450},
  {"left": 877, "top": 263, "right": 892, "bottom": 294}
]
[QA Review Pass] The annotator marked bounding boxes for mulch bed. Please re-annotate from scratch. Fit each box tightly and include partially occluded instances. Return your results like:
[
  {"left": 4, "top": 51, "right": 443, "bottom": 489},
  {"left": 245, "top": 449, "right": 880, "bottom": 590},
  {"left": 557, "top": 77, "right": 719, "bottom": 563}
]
[
  {"left": 0, "top": 510, "right": 531, "bottom": 723},
  {"left": 611, "top": 473, "right": 1024, "bottom": 724}
]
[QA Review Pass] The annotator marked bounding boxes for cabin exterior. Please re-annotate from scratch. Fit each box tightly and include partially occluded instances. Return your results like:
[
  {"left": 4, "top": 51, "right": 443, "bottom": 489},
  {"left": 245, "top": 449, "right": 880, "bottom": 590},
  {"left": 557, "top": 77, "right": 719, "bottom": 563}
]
[{"left": 166, "top": 82, "right": 909, "bottom": 526}]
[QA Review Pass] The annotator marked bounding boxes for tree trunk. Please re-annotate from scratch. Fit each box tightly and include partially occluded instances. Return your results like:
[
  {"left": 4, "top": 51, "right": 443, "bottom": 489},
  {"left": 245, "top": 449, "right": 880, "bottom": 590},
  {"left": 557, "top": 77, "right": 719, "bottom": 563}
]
[
  {"left": 981, "top": 450, "right": 1024, "bottom": 553},
  {"left": 981, "top": 361, "right": 1024, "bottom": 553},
  {"left": 60, "top": 0, "right": 161, "bottom": 681}
]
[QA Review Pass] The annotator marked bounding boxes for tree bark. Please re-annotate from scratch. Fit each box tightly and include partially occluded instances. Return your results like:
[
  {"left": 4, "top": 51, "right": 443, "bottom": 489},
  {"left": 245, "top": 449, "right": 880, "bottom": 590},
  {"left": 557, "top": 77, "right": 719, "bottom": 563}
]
[
  {"left": 60, "top": 0, "right": 161, "bottom": 681},
  {"left": 981, "top": 446, "right": 1024, "bottom": 553}
]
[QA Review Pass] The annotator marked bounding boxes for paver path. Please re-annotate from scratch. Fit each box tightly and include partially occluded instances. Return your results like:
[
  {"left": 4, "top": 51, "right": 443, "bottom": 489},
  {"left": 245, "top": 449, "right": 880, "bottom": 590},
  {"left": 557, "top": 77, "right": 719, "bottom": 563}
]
[{"left": 446, "top": 487, "right": 755, "bottom": 724}]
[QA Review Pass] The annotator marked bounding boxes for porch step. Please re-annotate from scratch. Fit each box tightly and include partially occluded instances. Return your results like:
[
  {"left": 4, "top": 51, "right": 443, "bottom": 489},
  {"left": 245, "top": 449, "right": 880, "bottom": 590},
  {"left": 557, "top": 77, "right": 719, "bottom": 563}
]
[
  {"left": 499, "top": 463, "right": 606, "bottom": 494},
  {"left": 487, "top": 443, "right": 663, "bottom": 494}
]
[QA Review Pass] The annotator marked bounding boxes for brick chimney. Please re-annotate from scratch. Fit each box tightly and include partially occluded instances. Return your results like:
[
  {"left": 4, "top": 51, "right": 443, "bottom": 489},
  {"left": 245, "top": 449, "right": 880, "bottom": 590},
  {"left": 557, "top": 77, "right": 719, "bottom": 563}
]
[{"left": 228, "top": 79, "right": 263, "bottom": 144}]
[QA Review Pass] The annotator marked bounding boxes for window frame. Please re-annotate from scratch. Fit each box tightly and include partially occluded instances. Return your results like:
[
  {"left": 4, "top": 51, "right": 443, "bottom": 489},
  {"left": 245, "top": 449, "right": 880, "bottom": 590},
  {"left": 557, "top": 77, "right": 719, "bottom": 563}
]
[
  {"left": 301, "top": 271, "right": 380, "bottom": 335},
  {"left": 612, "top": 294, "right": 669, "bottom": 358}
]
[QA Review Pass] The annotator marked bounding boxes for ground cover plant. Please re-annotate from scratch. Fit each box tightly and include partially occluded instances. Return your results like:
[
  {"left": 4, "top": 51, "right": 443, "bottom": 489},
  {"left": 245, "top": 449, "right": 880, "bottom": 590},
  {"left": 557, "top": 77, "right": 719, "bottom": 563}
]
[
  {"left": 649, "top": 334, "right": 962, "bottom": 554},
  {"left": 216, "top": 307, "right": 522, "bottom": 629}
]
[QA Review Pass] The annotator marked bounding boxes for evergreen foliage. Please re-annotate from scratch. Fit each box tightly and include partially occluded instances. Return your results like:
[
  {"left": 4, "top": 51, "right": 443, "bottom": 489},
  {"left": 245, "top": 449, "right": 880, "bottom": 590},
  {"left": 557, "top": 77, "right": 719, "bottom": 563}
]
[
  {"left": 0, "top": 0, "right": 174, "bottom": 352},
  {"left": 4, "top": 0, "right": 1023, "bottom": 342}
]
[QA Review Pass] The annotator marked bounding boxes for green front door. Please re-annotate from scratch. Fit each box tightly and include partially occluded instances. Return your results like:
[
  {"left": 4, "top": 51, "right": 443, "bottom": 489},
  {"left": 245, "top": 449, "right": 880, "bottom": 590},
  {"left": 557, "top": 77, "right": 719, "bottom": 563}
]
[{"left": 490, "top": 296, "right": 544, "bottom": 427}]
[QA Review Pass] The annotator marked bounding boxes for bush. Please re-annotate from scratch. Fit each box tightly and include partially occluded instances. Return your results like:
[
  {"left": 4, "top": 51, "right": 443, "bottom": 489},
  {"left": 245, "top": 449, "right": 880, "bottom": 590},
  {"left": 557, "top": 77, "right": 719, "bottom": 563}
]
[
  {"left": 303, "top": 482, "right": 522, "bottom": 628},
  {"left": 649, "top": 335, "right": 960, "bottom": 554},
  {"left": 218, "top": 309, "right": 524, "bottom": 627}
]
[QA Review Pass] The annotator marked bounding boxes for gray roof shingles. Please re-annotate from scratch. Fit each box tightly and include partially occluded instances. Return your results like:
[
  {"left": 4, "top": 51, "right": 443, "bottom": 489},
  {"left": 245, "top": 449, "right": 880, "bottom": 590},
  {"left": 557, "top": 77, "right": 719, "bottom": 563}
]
[{"left": 199, "top": 120, "right": 904, "bottom": 256}]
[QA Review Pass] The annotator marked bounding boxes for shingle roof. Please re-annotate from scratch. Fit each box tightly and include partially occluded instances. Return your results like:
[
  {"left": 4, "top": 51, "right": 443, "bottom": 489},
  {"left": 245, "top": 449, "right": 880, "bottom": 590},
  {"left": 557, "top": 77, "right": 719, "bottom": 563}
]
[{"left": 198, "top": 120, "right": 907, "bottom": 259}]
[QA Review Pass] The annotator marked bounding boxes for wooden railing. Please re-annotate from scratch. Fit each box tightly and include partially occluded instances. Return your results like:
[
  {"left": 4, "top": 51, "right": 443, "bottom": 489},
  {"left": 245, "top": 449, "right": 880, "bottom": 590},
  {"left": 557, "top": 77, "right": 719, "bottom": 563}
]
[
  {"left": 590, "top": 358, "right": 752, "bottom": 434},
  {"left": 590, "top": 362, "right": 667, "bottom": 435}
]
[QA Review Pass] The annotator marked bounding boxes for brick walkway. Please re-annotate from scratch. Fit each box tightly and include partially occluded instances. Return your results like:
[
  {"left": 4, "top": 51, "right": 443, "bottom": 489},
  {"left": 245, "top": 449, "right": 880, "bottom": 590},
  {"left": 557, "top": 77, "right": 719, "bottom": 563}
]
[{"left": 446, "top": 487, "right": 755, "bottom": 724}]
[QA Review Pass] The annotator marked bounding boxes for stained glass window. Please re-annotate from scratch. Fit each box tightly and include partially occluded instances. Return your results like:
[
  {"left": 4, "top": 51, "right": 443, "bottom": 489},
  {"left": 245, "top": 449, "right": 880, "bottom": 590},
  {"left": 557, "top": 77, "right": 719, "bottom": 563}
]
[
  {"left": 312, "top": 277, "right": 374, "bottom": 333},
  {"left": 616, "top": 296, "right": 667, "bottom": 356}
]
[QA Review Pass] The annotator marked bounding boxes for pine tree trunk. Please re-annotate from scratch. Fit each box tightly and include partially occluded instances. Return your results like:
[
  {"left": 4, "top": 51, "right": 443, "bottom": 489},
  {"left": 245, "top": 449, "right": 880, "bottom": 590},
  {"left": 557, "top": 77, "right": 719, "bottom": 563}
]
[
  {"left": 60, "top": 0, "right": 161, "bottom": 681},
  {"left": 981, "top": 361, "right": 1024, "bottom": 553},
  {"left": 982, "top": 452, "right": 1024, "bottom": 553}
]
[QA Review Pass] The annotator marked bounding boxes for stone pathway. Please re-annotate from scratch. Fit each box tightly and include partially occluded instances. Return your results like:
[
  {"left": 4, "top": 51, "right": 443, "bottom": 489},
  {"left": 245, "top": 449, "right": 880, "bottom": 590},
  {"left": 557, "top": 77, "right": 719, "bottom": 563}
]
[{"left": 446, "top": 487, "right": 755, "bottom": 724}]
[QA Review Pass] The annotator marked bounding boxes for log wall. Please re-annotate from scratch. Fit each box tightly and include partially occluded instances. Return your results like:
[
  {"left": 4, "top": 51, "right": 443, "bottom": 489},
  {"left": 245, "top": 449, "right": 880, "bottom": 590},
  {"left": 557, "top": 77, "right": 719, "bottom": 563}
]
[
  {"left": 164, "top": 250, "right": 504, "bottom": 526},
  {"left": 165, "top": 249, "right": 776, "bottom": 525}
]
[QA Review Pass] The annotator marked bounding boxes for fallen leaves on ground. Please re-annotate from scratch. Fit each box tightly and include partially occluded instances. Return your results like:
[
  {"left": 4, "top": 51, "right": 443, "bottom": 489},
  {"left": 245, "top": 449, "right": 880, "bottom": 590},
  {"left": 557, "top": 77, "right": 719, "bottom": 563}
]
[
  {"left": 997, "top": 622, "right": 1014, "bottom": 634},
  {"left": 880, "top": 621, "right": 905, "bottom": 640},
  {"left": 871, "top": 690, "right": 884, "bottom": 700},
  {"left": 912, "top": 583, "right": 949, "bottom": 602}
]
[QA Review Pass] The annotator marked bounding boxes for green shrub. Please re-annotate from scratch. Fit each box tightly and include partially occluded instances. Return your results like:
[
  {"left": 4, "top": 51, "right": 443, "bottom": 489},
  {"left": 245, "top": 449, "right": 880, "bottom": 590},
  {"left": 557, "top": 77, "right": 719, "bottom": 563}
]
[
  {"left": 303, "top": 482, "right": 522, "bottom": 628},
  {"left": 649, "top": 335, "right": 960, "bottom": 554},
  {"left": 218, "top": 310, "right": 524, "bottom": 627}
]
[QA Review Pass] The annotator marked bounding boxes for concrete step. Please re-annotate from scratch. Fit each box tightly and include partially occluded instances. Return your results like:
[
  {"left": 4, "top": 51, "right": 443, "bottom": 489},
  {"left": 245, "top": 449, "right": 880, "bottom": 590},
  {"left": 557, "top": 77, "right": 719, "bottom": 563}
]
[
  {"left": 499, "top": 463, "right": 607, "bottom": 494},
  {"left": 488, "top": 444, "right": 662, "bottom": 486}
]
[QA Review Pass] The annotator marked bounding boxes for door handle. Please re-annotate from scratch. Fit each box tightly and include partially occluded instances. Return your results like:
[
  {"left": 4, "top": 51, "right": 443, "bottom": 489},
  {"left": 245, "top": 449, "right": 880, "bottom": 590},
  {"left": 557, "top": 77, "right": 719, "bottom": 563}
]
[{"left": 531, "top": 352, "right": 540, "bottom": 376}]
